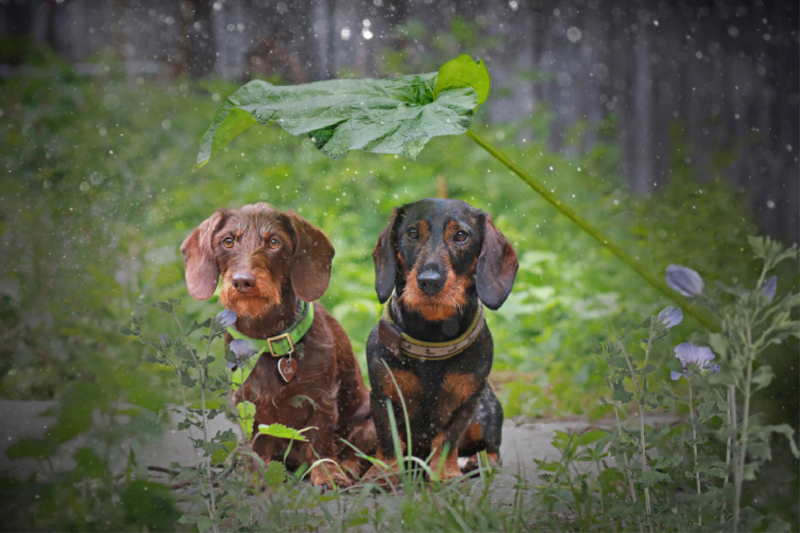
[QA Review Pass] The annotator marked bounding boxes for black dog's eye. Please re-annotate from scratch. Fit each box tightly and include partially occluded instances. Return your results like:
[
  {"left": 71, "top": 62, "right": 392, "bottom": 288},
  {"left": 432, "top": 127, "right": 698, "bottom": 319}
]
[
  {"left": 267, "top": 238, "right": 281, "bottom": 250},
  {"left": 454, "top": 230, "right": 469, "bottom": 242},
  {"left": 407, "top": 227, "right": 419, "bottom": 240},
  {"left": 223, "top": 237, "right": 234, "bottom": 248}
]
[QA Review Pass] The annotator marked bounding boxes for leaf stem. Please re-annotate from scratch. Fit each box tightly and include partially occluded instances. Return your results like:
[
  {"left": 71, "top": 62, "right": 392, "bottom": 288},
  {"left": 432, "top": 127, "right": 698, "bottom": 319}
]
[{"left": 465, "top": 129, "right": 718, "bottom": 332}]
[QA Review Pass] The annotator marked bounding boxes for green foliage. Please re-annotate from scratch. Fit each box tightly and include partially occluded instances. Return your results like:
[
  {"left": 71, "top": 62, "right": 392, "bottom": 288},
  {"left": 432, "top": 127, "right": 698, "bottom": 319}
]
[
  {"left": 1, "top": 45, "right": 797, "bottom": 531},
  {"left": 195, "top": 55, "right": 489, "bottom": 168},
  {"left": 532, "top": 237, "right": 799, "bottom": 531}
]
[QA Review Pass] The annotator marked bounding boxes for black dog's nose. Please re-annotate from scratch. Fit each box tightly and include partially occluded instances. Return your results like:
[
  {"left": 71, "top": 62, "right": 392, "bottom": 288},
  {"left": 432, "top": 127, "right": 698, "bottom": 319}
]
[
  {"left": 232, "top": 272, "right": 256, "bottom": 293},
  {"left": 417, "top": 270, "right": 444, "bottom": 296}
]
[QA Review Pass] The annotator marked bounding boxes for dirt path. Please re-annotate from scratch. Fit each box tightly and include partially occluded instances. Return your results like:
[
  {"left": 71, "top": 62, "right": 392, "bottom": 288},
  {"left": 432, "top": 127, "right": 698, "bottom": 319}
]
[
  {"left": 0, "top": 399, "right": 625, "bottom": 483},
  {"left": 0, "top": 399, "right": 676, "bottom": 496}
]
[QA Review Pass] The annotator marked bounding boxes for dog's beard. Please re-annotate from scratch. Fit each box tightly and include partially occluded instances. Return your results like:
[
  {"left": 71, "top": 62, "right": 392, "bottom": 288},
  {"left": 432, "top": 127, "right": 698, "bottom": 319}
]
[
  {"left": 219, "top": 270, "right": 282, "bottom": 320},
  {"left": 400, "top": 267, "right": 469, "bottom": 322}
]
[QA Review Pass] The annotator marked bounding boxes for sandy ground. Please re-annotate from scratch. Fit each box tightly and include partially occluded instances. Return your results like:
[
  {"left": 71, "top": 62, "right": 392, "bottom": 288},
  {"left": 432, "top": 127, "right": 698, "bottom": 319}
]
[{"left": 0, "top": 399, "right": 617, "bottom": 484}]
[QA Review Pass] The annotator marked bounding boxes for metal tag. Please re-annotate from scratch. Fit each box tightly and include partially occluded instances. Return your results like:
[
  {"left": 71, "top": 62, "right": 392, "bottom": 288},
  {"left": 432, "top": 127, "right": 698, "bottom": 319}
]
[{"left": 278, "top": 356, "right": 298, "bottom": 383}]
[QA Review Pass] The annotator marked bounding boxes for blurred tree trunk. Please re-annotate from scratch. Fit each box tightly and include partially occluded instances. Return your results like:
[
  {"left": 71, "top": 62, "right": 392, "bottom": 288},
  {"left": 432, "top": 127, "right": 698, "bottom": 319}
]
[{"left": 178, "top": 0, "right": 216, "bottom": 78}]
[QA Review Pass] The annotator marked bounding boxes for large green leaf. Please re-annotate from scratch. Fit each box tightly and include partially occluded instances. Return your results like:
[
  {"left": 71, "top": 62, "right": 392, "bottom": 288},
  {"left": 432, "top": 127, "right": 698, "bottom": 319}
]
[{"left": 194, "top": 55, "right": 490, "bottom": 169}]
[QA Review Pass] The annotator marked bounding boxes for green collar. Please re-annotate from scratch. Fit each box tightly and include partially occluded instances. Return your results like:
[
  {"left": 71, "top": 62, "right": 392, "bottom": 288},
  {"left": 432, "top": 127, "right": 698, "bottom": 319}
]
[
  {"left": 212, "top": 278, "right": 314, "bottom": 357},
  {"left": 227, "top": 301, "right": 314, "bottom": 358}
]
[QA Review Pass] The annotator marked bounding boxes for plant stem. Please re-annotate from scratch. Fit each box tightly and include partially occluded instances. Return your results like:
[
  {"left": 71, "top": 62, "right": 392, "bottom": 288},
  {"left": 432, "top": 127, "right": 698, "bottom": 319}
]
[
  {"left": 465, "top": 129, "right": 719, "bottom": 332},
  {"left": 721, "top": 384, "right": 734, "bottom": 530},
  {"left": 637, "top": 403, "right": 654, "bottom": 533},
  {"left": 612, "top": 326, "right": 654, "bottom": 533},
  {"left": 731, "top": 384, "right": 739, "bottom": 531},
  {"left": 689, "top": 380, "right": 701, "bottom": 526},
  {"left": 173, "top": 312, "right": 220, "bottom": 533},
  {"left": 614, "top": 403, "right": 643, "bottom": 533},
  {"left": 733, "top": 354, "right": 753, "bottom": 533}
]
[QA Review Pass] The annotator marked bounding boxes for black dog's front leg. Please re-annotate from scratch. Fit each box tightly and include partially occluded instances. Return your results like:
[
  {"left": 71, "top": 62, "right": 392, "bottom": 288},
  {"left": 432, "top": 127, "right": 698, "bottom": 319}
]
[
  {"left": 361, "top": 345, "right": 412, "bottom": 485},
  {"left": 429, "top": 384, "right": 483, "bottom": 480}
]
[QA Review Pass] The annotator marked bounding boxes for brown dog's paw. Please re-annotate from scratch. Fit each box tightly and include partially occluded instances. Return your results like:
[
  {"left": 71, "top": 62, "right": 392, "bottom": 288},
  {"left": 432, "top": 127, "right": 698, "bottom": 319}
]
[
  {"left": 431, "top": 458, "right": 464, "bottom": 482},
  {"left": 360, "top": 461, "right": 402, "bottom": 487},
  {"left": 309, "top": 461, "right": 352, "bottom": 490}
]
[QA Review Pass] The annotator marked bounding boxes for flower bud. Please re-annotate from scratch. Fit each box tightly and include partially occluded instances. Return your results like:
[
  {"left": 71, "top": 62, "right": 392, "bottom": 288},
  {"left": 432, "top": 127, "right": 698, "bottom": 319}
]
[
  {"left": 216, "top": 309, "right": 237, "bottom": 328},
  {"left": 666, "top": 265, "right": 705, "bottom": 297}
]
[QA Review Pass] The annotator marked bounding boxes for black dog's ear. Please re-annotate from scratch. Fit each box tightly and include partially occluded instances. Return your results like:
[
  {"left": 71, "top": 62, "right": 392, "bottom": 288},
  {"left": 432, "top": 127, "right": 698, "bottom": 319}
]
[
  {"left": 180, "top": 210, "right": 226, "bottom": 300},
  {"left": 286, "top": 211, "right": 335, "bottom": 302},
  {"left": 372, "top": 207, "right": 403, "bottom": 303},
  {"left": 476, "top": 213, "right": 518, "bottom": 310}
]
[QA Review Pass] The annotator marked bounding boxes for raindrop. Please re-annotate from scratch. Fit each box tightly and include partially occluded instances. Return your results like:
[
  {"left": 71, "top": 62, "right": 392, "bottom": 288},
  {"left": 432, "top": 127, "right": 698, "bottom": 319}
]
[
  {"left": 566, "top": 27, "right": 582, "bottom": 43},
  {"left": 509, "top": 0, "right": 518, "bottom": 10},
  {"left": 341, "top": 27, "right": 351, "bottom": 40},
  {"left": 767, "top": 200, "right": 775, "bottom": 209},
  {"left": 363, "top": 29, "right": 373, "bottom": 40}
]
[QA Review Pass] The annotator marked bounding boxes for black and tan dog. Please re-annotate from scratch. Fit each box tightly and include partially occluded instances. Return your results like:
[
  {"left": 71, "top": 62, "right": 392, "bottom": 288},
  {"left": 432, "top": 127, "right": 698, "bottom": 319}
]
[{"left": 361, "top": 198, "right": 518, "bottom": 483}]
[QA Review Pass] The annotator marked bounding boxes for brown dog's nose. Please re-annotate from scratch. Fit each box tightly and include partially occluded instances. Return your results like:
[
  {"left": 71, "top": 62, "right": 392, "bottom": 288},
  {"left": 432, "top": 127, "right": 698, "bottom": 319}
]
[
  {"left": 232, "top": 272, "right": 256, "bottom": 293},
  {"left": 417, "top": 270, "right": 444, "bottom": 296}
]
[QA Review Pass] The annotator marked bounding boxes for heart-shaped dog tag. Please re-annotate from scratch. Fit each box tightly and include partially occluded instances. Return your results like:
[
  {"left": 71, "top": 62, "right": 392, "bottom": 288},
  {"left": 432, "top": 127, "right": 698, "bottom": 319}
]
[{"left": 278, "top": 356, "right": 298, "bottom": 383}]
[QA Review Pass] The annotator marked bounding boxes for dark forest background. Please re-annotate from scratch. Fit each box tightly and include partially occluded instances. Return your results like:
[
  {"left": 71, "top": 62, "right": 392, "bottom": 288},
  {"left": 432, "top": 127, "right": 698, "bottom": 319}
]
[{"left": 2, "top": 0, "right": 798, "bottom": 243}]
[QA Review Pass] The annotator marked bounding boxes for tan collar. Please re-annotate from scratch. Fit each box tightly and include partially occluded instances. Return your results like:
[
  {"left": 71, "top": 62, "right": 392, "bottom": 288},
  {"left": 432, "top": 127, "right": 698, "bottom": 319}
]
[{"left": 377, "top": 297, "right": 485, "bottom": 360}]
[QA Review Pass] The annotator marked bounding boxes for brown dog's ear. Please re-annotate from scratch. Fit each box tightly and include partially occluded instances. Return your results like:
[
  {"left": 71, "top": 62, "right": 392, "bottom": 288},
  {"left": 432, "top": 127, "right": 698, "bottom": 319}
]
[
  {"left": 476, "top": 213, "right": 518, "bottom": 310},
  {"left": 180, "top": 210, "right": 226, "bottom": 301},
  {"left": 286, "top": 211, "right": 335, "bottom": 302},
  {"left": 372, "top": 207, "right": 402, "bottom": 304}
]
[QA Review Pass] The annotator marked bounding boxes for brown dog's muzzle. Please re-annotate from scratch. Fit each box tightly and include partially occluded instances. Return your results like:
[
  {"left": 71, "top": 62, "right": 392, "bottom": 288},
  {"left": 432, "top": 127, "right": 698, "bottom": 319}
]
[{"left": 232, "top": 271, "right": 256, "bottom": 293}]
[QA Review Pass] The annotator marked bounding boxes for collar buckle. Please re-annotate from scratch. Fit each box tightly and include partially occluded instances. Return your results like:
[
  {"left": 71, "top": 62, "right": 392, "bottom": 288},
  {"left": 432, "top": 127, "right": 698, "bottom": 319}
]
[{"left": 267, "top": 332, "right": 294, "bottom": 357}]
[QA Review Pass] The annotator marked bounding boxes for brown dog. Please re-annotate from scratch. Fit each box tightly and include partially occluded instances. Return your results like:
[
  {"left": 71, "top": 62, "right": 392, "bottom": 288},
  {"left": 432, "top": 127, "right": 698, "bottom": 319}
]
[{"left": 180, "top": 203, "right": 375, "bottom": 488}]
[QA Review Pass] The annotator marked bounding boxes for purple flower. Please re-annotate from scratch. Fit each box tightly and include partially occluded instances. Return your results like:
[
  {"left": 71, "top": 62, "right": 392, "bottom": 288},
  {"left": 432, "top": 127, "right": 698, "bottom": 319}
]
[
  {"left": 229, "top": 338, "right": 257, "bottom": 360},
  {"left": 671, "top": 343, "right": 719, "bottom": 380},
  {"left": 216, "top": 309, "right": 237, "bottom": 328},
  {"left": 763, "top": 276, "right": 777, "bottom": 302},
  {"left": 227, "top": 339, "right": 258, "bottom": 370},
  {"left": 657, "top": 306, "right": 683, "bottom": 329},
  {"left": 666, "top": 265, "right": 705, "bottom": 297},
  {"left": 159, "top": 333, "right": 169, "bottom": 345}
]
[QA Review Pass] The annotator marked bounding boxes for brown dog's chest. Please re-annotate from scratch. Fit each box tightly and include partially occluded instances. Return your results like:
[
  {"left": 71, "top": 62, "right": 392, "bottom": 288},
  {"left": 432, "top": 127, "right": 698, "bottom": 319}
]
[{"left": 241, "top": 350, "right": 328, "bottom": 422}]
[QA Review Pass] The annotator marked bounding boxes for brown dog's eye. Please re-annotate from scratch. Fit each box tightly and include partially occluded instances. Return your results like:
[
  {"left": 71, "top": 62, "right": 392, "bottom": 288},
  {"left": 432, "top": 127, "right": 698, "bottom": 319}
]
[
  {"left": 407, "top": 228, "right": 419, "bottom": 240},
  {"left": 223, "top": 237, "right": 234, "bottom": 248},
  {"left": 454, "top": 230, "right": 469, "bottom": 242},
  {"left": 267, "top": 238, "right": 281, "bottom": 250}
]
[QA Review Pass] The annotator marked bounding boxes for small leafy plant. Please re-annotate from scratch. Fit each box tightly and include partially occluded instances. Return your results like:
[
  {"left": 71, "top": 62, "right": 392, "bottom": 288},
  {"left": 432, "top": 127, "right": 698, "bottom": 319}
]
[{"left": 534, "top": 236, "right": 799, "bottom": 532}]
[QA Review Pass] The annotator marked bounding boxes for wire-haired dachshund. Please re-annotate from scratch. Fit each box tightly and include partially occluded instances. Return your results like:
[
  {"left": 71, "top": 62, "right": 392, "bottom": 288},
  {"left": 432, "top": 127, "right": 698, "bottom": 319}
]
[
  {"left": 180, "top": 203, "right": 375, "bottom": 488},
  {"left": 362, "top": 198, "right": 518, "bottom": 483}
]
